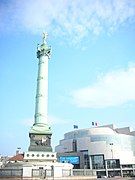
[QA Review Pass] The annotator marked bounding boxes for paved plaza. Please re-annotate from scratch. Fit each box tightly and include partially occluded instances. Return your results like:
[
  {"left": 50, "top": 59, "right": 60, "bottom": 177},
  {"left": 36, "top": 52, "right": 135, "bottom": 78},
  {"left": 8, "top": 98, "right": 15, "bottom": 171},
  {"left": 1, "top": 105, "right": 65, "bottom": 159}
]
[{"left": 0, "top": 177, "right": 135, "bottom": 180}]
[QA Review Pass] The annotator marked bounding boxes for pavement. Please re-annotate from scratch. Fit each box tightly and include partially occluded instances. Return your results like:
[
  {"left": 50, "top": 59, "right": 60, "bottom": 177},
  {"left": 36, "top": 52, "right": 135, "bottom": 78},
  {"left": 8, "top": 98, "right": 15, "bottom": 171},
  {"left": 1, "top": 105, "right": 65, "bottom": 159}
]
[
  {"left": 98, "top": 178, "right": 135, "bottom": 180},
  {"left": 0, "top": 177, "right": 135, "bottom": 180}
]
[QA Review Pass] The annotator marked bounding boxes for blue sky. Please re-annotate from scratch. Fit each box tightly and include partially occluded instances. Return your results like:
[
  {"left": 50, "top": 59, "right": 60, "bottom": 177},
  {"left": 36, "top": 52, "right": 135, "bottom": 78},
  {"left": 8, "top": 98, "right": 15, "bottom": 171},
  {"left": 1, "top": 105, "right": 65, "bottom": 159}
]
[{"left": 0, "top": 0, "right": 135, "bottom": 155}]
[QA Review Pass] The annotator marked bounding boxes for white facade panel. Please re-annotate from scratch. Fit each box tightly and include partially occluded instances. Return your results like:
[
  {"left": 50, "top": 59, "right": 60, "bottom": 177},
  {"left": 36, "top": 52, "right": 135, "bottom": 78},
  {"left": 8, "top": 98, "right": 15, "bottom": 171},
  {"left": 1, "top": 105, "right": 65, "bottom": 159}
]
[
  {"left": 119, "top": 150, "right": 135, "bottom": 164},
  {"left": 89, "top": 141, "right": 107, "bottom": 155},
  {"left": 77, "top": 137, "right": 90, "bottom": 151},
  {"left": 55, "top": 139, "right": 73, "bottom": 152}
]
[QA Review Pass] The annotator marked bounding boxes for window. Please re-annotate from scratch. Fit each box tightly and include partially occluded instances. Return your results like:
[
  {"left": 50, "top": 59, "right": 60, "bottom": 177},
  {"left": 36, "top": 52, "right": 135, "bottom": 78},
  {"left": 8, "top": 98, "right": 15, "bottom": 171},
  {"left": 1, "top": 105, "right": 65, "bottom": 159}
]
[
  {"left": 107, "top": 159, "right": 120, "bottom": 169},
  {"left": 91, "top": 155, "right": 105, "bottom": 169}
]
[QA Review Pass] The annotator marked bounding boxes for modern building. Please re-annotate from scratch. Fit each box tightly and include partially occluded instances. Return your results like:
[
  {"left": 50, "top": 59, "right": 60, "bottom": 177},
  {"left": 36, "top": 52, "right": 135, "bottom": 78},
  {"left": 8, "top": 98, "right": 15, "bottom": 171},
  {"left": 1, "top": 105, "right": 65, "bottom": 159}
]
[{"left": 55, "top": 124, "right": 135, "bottom": 177}]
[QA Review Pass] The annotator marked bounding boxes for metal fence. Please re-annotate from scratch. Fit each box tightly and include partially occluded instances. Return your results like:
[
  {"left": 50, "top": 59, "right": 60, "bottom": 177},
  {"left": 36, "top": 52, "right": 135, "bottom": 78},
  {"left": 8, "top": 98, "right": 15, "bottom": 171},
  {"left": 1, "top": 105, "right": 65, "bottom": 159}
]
[
  {"left": 0, "top": 168, "right": 95, "bottom": 178},
  {"left": 73, "top": 169, "right": 96, "bottom": 176},
  {"left": 32, "top": 168, "right": 73, "bottom": 178},
  {"left": 32, "top": 168, "right": 95, "bottom": 178},
  {"left": 0, "top": 168, "right": 23, "bottom": 177},
  {"left": 32, "top": 169, "right": 52, "bottom": 178}
]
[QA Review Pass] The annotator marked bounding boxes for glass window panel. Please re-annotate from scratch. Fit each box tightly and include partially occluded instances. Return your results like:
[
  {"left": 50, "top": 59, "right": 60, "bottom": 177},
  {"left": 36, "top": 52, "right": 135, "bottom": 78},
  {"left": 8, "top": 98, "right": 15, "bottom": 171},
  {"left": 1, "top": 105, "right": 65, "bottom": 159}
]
[{"left": 91, "top": 155, "right": 105, "bottom": 169}]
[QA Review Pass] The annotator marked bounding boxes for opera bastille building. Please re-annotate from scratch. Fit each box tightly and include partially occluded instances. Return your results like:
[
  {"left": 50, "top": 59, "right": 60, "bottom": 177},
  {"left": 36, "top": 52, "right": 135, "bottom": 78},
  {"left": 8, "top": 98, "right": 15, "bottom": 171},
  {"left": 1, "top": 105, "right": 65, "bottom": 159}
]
[{"left": 55, "top": 124, "right": 135, "bottom": 177}]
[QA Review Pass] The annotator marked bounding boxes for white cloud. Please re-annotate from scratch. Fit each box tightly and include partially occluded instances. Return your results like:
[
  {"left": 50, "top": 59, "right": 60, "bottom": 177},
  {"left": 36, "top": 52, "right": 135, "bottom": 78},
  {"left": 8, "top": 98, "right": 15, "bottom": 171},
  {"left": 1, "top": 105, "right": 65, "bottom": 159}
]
[
  {"left": 72, "top": 65, "right": 135, "bottom": 108},
  {"left": 1, "top": 0, "right": 135, "bottom": 43}
]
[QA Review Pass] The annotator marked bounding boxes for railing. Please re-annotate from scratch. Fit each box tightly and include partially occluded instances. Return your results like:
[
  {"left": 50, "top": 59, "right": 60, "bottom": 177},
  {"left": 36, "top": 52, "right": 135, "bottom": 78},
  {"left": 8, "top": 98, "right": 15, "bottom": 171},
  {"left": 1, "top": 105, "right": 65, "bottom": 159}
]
[
  {"left": 0, "top": 168, "right": 96, "bottom": 178},
  {"left": 32, "top": 168, "right": 95, "bottom": 178},
  {"left": 32, "top": 169, "right": 52, "bottom": 178},
  {"left": 73, "top": 169, "right": 96, "bottom": 176},
  {"left": 32, "top": 168, "right": 73, "bottom": 178},
  {"left": 63, "top": 169, "right": 72, "bottom": 176},
  {"left": 0, "top": 169, "right": 23, "bottom": 177}
]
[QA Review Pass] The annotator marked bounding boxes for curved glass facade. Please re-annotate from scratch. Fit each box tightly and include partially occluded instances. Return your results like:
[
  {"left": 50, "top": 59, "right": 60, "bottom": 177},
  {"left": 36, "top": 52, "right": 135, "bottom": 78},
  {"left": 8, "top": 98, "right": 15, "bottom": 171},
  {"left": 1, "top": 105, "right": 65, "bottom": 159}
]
[
  {"left": 55, "top": 125, "right": 135, "bottom": 178},
  {"left": 64, "top": 130, "right": 90, "bottom": 139},
  {"left": 91, "top": 134, "right": 135, "bottom": 153}
]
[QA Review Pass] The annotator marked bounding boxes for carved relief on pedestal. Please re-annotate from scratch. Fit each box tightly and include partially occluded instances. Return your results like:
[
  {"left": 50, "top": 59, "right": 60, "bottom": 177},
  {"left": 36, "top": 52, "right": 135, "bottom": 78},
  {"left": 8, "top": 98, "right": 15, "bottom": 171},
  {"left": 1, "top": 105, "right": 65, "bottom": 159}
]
[{"left": 30, "top": 134, "right": 51, "bottom": 146}]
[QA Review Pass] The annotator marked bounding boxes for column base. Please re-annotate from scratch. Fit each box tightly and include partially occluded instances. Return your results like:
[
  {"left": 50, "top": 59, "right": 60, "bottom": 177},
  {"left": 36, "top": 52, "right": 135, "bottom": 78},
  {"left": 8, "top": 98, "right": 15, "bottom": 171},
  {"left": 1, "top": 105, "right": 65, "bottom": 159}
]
[{"left": 29, "top": 123, "right": 52, "bottom": 134}]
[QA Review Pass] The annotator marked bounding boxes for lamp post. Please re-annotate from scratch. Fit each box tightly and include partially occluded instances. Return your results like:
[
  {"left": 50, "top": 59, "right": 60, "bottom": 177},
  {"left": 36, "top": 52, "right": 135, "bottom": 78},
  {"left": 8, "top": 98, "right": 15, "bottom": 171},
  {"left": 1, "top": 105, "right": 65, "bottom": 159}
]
[
  {"left": 110, "top": 143, "right": 113, "bottom": 160},
  {"left": 110, "top": 143, "right": 115, "bottom": 177}
]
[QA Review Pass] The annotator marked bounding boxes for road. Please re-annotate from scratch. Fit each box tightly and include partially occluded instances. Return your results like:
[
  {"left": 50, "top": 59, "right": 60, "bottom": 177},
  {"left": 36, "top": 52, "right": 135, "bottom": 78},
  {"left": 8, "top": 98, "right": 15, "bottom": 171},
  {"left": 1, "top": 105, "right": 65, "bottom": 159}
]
[{"left": 98, "top": 178, "right": 135, "bottom": 180}]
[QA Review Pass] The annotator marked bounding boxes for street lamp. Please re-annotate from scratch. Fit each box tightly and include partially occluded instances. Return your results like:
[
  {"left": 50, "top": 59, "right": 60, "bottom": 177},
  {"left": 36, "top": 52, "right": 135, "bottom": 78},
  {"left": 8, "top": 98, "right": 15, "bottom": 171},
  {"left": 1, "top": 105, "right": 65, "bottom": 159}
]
[
  {"left": 110, "top": 143, "right": 115, "bottom": 177},
  {"left": 109, "top": 143, "right": 113, "bottom": 160}
]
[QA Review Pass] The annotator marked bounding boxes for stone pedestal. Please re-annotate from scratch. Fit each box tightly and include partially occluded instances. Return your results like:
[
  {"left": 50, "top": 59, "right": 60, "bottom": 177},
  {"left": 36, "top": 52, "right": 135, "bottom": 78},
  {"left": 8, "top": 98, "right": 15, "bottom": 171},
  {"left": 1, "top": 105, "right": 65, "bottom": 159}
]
[
  {"left": 24, "top": 151, "right": 57, "bottom": 162},
  {"left": 28, "top": 126, "right": 52, "bottom": 152}
]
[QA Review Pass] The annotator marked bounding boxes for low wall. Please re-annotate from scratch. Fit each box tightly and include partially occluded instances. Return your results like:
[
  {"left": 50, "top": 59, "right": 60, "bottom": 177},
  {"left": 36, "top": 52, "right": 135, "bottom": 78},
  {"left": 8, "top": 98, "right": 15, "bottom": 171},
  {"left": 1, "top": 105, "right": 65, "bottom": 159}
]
[
  {"left": 0, "top": 169, "right": 23, "bottom": 178},
  {"left": 0, "top": 168, "right": 96, "bottom": 179}
]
